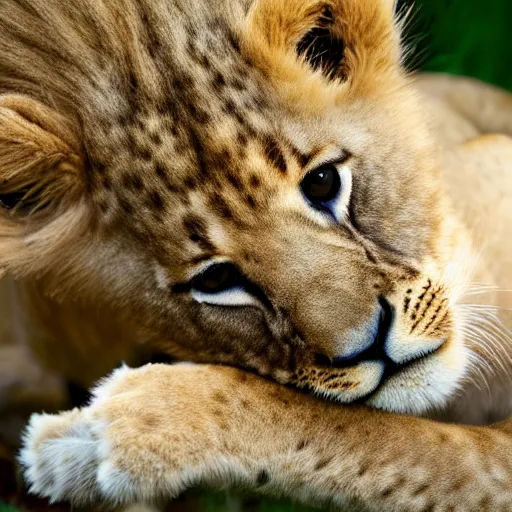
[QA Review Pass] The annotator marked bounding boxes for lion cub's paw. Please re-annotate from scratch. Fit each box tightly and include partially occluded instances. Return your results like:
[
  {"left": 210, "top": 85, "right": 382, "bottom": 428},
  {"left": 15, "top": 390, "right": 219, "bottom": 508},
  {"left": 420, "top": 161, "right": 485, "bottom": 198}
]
[
  {"left": 19, "top": 365, "right": 164, "bottom": 506},
  {"left": 19, "top": 408, "right": 104, "bottom": 505},
  {"left": 19, "top": 364, "right": 229, "bottom": 507}
]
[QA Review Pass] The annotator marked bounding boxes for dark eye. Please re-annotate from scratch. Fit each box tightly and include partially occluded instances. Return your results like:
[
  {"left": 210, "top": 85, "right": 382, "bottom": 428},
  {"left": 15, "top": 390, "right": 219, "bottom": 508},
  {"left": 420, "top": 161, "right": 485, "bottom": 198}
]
[
  {"left": 301, "top": 164, "right": 341, "bottom": 205},
  {"left": 191, "top": 263, "right": 240, "bottom": 294}
]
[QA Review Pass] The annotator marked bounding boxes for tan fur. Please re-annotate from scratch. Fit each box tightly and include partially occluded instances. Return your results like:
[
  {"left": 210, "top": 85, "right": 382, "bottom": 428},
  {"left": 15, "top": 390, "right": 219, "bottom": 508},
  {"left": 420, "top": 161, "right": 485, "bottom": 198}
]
[
  {"left": 0, "top": 0, "right": 510, "bottom": 508},
  {"left": 20, "top": 364, "right": 512, "bottom": 510}
]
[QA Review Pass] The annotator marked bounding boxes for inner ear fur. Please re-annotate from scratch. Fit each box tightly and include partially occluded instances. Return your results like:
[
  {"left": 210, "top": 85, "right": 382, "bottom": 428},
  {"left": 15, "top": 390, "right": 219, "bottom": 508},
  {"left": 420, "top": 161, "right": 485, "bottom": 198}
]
[
  {"left": 243, "top": 0, "right": 403, "bottom": 104},
  {"left": 0, "top": 95, "right": 87, "bottom": 277}
]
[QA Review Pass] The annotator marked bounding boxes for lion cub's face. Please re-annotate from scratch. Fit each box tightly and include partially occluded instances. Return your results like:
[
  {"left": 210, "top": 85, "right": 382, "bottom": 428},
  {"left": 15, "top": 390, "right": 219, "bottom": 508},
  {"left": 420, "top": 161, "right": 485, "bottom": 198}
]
[{"left": 0, "top": 0, "right": 473, "bottom": 414}]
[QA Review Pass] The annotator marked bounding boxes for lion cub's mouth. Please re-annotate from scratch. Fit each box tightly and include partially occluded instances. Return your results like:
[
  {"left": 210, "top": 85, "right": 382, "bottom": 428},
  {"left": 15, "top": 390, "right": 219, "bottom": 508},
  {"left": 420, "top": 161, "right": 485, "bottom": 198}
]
[
  {"left": 294, "top": 347, "right": 443, "bottom": 406},
  {"left": 292, "top": 298, "right": 445, "bottom": 405}
]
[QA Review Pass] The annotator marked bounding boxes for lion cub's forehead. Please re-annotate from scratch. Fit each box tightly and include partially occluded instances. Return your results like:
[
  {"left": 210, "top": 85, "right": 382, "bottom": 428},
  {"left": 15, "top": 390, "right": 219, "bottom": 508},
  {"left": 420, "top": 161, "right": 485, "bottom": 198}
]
[{"left": 87, "top": 16, "right": 307, "bottom": 264}]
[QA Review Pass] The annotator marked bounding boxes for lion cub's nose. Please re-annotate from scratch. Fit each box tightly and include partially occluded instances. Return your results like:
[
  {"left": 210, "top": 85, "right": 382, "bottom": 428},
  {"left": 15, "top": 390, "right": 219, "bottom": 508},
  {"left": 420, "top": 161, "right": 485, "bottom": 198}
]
[{"left": 331, "top": 297, "right": 394, "bottom": 364}]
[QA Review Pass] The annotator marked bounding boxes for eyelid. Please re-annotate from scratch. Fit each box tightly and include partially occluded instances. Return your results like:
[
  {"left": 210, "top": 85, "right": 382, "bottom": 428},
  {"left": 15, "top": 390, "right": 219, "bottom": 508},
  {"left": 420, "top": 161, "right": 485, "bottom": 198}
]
[
  {"left": 301, "top": 148, "right": 351, "bottom": 176},
  {"left": 185, "top": 256, "right": 232, "bottom": 283},
  {"left": 171, "top": 258, "right": 232, "bottom": 294}
]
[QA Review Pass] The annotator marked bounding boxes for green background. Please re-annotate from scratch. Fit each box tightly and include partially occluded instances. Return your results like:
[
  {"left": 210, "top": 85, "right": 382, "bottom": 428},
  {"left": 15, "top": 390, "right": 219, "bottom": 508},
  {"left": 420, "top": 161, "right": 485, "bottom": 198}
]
[
  {"left": 402, "top": 0, "right": 512, "bottom": 92},
  {"left": 1, "top": 0, "right": 510, "bottom": 511}
]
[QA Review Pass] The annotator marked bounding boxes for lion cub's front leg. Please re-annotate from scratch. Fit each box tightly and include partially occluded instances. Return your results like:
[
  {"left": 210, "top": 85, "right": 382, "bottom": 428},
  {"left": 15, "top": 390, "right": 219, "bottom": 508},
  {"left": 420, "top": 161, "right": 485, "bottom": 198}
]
[{"left": 21, "top": 364, "right": 512, "bottom": 511}]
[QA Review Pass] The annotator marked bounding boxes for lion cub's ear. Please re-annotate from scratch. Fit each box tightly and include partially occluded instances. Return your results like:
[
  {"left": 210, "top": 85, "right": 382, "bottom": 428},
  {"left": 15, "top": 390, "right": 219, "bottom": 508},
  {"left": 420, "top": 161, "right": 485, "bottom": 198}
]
[
  {"left": 0, "top": 95, "right": 87, "bottom": 276},
  {"left": 243, "top": 0, "right": 402, "bottom": 101}
]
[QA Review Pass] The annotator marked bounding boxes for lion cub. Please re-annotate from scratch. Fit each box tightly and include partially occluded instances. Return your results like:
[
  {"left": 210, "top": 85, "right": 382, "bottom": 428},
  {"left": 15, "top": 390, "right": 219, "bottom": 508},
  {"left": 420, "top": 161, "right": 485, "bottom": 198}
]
[{"left": 0, "top": 0, "right": 510, "bottom": 509}]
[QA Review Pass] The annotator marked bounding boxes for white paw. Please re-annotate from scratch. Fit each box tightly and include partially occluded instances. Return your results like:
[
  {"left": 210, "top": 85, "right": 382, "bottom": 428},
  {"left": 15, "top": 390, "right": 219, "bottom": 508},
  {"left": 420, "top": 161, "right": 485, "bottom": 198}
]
[
  {"left": 19, "top": 365, "right": 144, "bottom": 506},
  {"left": 19, "top": 410, "right": 104, "bottom": 505}
]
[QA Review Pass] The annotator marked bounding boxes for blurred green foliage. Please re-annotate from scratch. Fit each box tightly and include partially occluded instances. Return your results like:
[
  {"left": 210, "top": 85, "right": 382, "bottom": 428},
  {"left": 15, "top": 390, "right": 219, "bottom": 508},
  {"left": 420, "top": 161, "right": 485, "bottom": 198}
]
[
  {"left": 0, "top": 501, "right": 20, "bottom": 512},
  {"left": 401, "top": 0, "right": 512, "bottom": 91}
]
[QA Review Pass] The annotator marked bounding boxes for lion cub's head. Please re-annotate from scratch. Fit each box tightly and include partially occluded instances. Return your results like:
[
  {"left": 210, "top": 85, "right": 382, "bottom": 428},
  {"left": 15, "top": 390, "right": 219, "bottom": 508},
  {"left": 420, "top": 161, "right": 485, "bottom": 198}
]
[{"left": 0, "top": 0, "right": 477, "bottom": 414}]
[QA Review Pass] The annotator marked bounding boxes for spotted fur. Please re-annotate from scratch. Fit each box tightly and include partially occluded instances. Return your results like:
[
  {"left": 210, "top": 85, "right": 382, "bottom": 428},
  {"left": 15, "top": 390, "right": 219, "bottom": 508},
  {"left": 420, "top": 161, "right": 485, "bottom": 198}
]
[{"left": 0, "top": 0, "right": 511, "bottom": 508}]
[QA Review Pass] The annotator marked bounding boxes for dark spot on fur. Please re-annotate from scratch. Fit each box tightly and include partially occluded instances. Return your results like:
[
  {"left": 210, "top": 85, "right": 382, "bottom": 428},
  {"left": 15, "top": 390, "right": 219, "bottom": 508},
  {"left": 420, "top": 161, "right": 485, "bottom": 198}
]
[
  {"left": 94, "top": 160, "right": 107, "bottom": 173},
  {"left": 289, "top": 145, "right": 311, "bottom": 168},
  {"left": 148, "top": 190, "right": 164, "bottom": 211},
  {"left": 237, "top": 131, "right": 248, "bottom": 148},
  {"left": 183, "top": 216, "right": 214, "bottom": 251},
  {"left": 227, "top": 30, "right": 241, "bottom": 53},
  {"left": 188, "top": 103, "right": 210, "bottom": 124},
  {"left": 413, "top": 483, "right": 430, "bottom": 496},
  {"left": 122, "top": 173, "right": 144, "bottom": 191},
  {"left": 249, "top": 175, "right": 261, "bottom": 188},
  {"left": 190, "top": 129, "right": 210, "bottom": 178},
  {"left": 212, "top": 195, "right": 233, "bottom": 219},
  {"left": 127, "top": 70, "right": 139, "bottom": 94},
  {"left": 438, "top": 432, "right": 449, "bottom": 443},
  {"left": 244, "top": 123, "right": 258, "bottom": 140},
  {"left": 212, "top": 71, "right": 227, "bottom": 91},
  {"left": 357, "top": 462, "right": 369, "bottom": 476},
  {"left": 175, "top": 73, "right": 194, "bottom": 92},
  {"left": 256, "top": 470, "right": 270, "bottom": 487},
  {"left": 101, "top": 176, "right": 112, "bottom": 190},
  {"left": 223, "top": 100, "right": 246, "bottom": 125},
  {"left": 296, "top": 439, "right": 309, "bottom": 451},
  {"left": 212, "top": 408, "right": 224, "bottom": 419},
  {"left": 263, "top": 137, "right": 287, "bottom": 174},
  {"left": 314, "top": 456, "right": 333, "bottom": 471},
  {"left": 199, "top": 53, "right": 212, "bottom": 70},
  {"left": 245, "top": 194, "right": 256, "bottom": 208},
  {"left": 184, "top": 176, "right": 198, "bottom": 190},
  {"left": 450, "top": 479, "right": 464, "bottom": 492},
  {"left": 118, "top": 197, "right": 134, "bottom": 215},
  {"left": 218, "top": 420, "right": 230, "bottom": 431},
  {"left": 150, "top": 132, "right": 162, "bottom": 145},
  {"left": 212, "top": 390, "right": 229, "bottom": 405},
  {"left": 137, "top": 145, "right": 153, "bottom": 162},
  {"left": 141, "top": 414, "right": 160, "bottom": 429},
  {"left": 236, "top": 372, "right": 248, "bottom": 383},
  {"left": 154, "top": 163, "right": 172, "bottom": 188},
  {"left": 98, "top": 201, "right": 109, "bottom": 214},
  {"left": 138, "top": 5, "right": 162, "bottom": 58},
  {"left": 226, "top": 172, "right": 242, "bottom": 190},
  {"left": 478, "top": 496, "right": 492, "bottom": 509},
  {"left": 380, "top": 487, "right": 394, "bottom": 499},
  {"left": 231, "top": 78, "right": 245, "bottom": 92}
]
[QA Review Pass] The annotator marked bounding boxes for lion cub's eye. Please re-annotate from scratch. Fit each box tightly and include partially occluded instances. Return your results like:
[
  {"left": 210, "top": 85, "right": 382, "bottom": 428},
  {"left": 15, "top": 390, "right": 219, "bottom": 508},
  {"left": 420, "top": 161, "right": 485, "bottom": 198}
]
[
  {"left": 190, "top": 263, "right": 259, "bottom": 308},
  {"left": 300, "top": 162, "right": 352, "bottom": 221},
  {"left": 301, "top": 164, "right": 341, "bottom": 204},
  {"left": 191, "top": 263, "right": 239, "bottom": 294}
]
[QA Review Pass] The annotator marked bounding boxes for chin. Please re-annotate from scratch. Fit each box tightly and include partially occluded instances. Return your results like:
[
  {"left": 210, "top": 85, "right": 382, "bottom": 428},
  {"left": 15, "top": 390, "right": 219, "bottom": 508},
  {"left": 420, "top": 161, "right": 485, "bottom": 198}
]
[{"left": 365, "top": 335, "right": 470, "bottom": 416}]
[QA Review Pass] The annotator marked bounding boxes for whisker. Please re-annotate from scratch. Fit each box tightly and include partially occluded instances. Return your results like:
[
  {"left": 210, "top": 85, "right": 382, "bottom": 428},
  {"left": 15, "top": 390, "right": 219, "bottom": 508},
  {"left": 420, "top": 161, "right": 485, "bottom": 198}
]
[
  {"left": 462, "top": 304, "right": 512, "bottom": 313},
  {"left": 459, "top": 318, "right": 512, "bottom": 379}
]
